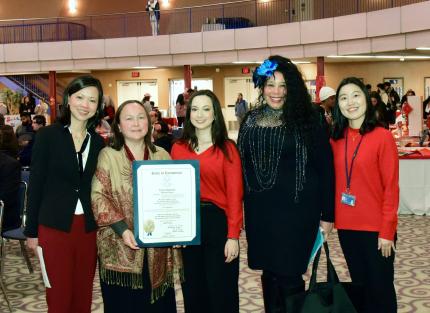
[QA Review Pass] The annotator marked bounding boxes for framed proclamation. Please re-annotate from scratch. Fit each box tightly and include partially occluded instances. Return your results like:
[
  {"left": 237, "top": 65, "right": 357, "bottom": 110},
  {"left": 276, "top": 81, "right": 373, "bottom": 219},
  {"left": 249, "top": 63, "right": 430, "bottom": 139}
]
[{"left": 133, "top": 160, "right": 200, "bottom": 247}]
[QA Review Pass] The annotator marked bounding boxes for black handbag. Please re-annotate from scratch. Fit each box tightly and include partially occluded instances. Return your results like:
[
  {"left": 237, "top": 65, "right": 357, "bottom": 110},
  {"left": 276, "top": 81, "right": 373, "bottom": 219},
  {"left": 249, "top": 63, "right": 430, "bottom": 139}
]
[{"left": 285, "top": 242, "right": 363, "bottom": 313}]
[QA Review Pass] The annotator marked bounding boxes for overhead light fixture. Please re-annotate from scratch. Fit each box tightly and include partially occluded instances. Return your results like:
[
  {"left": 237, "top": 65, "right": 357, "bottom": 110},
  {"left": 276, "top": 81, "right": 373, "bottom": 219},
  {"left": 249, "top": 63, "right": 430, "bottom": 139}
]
[
  {"left": 416, "top": 47, "right": 430, "bottom": 50},
  {"left": 133, "top": 66, "right": 157, "bottom": 69},
  {"left": 232, "top": 61, "right": 260, "bottom": 64},
  {"left": 232, "top": 60, "right": 311, "bottom": 64},
  {"left": 327, "top": 55, "right": 430, "bottom": 60},
  {"left": 162, "top": 0, "right": 170, "bottom": 6},
  {"left": 68, "top": 0, "right": 77, "bottom": 14}
]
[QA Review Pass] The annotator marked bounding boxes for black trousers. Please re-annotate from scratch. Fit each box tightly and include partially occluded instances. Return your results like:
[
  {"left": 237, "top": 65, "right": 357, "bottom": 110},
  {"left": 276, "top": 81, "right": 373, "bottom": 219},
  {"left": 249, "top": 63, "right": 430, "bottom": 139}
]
[
  {"left": 338, "top": 230, "right": 397, "bottom": 313},
  {"left": 181, "top": 202, "right": 240, "bottom": 313},
  {"left": 100, "top": 256, "right": 177, "bottom": 313}
]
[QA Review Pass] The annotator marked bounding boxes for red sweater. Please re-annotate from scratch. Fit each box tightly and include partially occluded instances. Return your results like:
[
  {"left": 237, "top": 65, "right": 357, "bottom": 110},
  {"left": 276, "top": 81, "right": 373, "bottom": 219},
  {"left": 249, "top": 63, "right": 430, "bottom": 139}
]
[
  {"left": 171, "top": 141, "right": 244, "bottom": 238},
  {"left": 330, "top": 127, "right": 399, "bottom": 240}
]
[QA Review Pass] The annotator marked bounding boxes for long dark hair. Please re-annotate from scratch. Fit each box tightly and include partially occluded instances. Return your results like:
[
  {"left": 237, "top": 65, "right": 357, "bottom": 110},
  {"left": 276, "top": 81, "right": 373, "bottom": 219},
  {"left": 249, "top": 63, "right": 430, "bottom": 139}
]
[
  {"left": 369, "top": 91, "right": 388, "bottom": 129},
  {"left": 179, "top": 90, "right": 233, "bottom": 159},
  {"left": 58, "top": 75, "right": 104, "bottom": 130},
  {"left": 176, "top": 93, "right": 185, "bottom": 106},
  {"left": 331, "top": 77, "right": 377, "bottom": 140},
  {"left": 253, "top": 55, "right": 318, "bottom": 146},
  {"left": 111, "top": 100, "right": 156, "bottom": 153}
]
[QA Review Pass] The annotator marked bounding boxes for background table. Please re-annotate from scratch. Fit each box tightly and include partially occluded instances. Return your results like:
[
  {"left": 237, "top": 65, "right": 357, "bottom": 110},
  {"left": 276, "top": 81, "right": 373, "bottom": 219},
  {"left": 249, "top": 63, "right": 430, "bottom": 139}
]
[{"left": 399, "top": 158, "right": 430, "bottom": 215}]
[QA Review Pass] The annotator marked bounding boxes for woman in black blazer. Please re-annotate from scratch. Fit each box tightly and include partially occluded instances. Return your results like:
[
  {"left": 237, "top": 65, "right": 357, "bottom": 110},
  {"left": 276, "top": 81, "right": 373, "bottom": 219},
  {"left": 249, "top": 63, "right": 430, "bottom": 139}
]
[{"left": 24, "top": 76, "right": 105, "bottom": 313}]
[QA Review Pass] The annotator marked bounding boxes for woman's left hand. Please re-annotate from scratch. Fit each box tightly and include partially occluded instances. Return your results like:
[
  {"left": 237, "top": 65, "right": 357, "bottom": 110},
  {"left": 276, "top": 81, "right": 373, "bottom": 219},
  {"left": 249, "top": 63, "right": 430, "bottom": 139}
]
[
  {"left": 224, "top": 238, "right": 239, "bottom": 263},
  {"left": 378, "top": 238, "right": 395, "bottom": 258}
]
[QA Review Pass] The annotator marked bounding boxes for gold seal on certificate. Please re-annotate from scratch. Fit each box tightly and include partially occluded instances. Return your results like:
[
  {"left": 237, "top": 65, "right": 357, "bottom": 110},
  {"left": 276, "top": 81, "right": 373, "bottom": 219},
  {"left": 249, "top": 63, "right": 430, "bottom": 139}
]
[{"left": 133, "top": 160, "right": 201, "bottom": 247}]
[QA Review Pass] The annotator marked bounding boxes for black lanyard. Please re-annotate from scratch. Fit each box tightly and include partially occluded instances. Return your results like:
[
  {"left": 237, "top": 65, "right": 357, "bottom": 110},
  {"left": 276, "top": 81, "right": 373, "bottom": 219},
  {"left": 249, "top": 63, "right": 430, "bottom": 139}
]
[
  {"left": 77, "top": 134, "right": 90, "bottom": 176},
  {"left": 344, "top": 130, "right": 363, "bottom": 192}
]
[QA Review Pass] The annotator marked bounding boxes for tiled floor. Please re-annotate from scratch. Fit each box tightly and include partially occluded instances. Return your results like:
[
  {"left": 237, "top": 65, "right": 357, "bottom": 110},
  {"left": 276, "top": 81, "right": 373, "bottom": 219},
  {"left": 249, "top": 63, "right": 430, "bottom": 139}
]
[{"left": 0, "top": 215, "right": 429, "bottom": 312}]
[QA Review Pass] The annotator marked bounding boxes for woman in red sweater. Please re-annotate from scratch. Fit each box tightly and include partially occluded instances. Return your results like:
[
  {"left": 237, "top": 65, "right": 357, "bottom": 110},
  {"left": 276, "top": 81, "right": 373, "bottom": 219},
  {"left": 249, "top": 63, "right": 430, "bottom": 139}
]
[
  {"left": 331, "top": 77, "right": 399, "bottom": 313},
  {"left": 171, "top": 89, "right": 243, "bottom": 313}
]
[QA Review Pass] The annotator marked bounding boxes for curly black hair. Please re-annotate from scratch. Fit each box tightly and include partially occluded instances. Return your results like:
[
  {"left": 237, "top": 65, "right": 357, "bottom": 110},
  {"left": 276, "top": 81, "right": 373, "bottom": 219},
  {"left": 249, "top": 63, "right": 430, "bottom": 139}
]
[{"left": 253, "top": 55, "right": 319, "bottom": 147}]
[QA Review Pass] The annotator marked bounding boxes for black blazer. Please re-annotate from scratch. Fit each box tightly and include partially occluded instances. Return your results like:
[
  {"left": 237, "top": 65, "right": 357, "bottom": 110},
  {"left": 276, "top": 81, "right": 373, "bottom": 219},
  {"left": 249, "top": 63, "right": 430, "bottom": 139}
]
[{"left": 24, "top": 123, "right": 105, "bottom": 238}]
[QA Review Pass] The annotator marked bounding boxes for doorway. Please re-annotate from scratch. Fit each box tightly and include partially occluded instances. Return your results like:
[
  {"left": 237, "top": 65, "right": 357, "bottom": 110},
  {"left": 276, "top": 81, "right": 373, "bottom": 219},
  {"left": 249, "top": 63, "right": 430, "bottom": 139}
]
[
  {"left": 117, "top": 80, "right": 158, "bottom": 108},
  {"left": 168, "top": 79, "right": 213, "bottom": 117}
]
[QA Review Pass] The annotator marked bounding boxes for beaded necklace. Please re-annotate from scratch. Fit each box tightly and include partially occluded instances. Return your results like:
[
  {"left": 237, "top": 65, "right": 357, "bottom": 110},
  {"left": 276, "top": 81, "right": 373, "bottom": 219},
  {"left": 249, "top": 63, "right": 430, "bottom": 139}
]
[{"left": 238, "top": 106, "right": 307, "bottom": 202}]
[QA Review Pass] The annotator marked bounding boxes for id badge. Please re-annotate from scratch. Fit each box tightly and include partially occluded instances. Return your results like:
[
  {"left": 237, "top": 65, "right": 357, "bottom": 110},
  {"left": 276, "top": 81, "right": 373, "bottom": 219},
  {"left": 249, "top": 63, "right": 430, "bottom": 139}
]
[{"left": 341, "top": 192, "right": 356, "bottom": 206}]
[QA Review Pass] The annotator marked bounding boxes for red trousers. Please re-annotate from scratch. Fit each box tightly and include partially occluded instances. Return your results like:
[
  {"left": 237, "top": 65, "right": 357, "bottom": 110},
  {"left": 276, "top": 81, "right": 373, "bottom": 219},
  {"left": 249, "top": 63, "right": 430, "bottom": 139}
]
[{"left": 38, "top": 215, "right": 97, "bottom": 313}]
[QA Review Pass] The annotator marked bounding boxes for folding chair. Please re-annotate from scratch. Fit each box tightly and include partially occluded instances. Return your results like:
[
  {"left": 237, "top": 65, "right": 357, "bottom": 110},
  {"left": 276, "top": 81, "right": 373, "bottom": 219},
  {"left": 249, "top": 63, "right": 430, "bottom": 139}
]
[
  {"left": 0, "top": 200, "right": 13, "bottom": 312},
  {"left": 1, "top": 181, "right": 34, "bottom": 279}
]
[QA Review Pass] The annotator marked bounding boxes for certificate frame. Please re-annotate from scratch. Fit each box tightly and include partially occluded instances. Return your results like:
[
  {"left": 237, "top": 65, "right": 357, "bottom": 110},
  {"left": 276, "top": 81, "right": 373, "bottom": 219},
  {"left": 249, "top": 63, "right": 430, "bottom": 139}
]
[{"left": 133, "top": 160, "right": 200, "bottom": 247}]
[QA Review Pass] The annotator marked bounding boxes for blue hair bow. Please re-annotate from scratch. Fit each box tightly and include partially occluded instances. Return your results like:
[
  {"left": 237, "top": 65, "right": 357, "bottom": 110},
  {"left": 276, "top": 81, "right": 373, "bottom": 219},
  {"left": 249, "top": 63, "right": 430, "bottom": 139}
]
[{"left": 252, "top": 59, "right": 278, "bottom": 88}]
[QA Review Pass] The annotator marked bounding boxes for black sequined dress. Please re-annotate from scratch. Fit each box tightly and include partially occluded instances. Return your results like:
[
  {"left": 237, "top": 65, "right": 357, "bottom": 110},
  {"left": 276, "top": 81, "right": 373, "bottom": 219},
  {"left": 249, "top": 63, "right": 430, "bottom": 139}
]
[{"left": 237, "top": 106, "right": 334, "bottom": 276}]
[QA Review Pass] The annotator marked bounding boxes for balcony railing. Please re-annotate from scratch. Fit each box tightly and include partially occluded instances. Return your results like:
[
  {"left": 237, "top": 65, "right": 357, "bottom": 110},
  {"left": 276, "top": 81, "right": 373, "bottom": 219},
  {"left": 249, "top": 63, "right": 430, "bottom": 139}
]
[{"left": 0, "top": 0, "right": 426, "bottom": 43}]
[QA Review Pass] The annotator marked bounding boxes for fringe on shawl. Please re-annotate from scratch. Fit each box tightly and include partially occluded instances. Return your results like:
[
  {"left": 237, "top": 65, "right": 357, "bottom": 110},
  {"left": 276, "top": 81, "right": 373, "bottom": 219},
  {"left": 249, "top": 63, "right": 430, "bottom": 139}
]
[{"left": 100, "top": 267, "right": 184, "bottom": 303}]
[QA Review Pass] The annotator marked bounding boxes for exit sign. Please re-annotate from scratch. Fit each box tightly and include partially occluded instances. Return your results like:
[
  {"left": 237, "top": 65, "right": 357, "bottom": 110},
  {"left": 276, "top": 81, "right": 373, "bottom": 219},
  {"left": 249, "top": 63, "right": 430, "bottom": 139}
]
[
  {"left": 242, "top": 67, "right": 250, "bottom": 74},
  {"left": 131, "top": 71, "right": 140, "bottom": 78}
]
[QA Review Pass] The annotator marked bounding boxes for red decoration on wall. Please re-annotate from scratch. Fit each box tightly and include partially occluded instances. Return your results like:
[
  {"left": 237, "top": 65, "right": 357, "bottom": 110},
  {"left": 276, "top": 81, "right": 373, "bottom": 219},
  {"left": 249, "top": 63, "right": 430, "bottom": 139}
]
[{"left": 131, "top": 71, "right": 140, "bottom": 78}]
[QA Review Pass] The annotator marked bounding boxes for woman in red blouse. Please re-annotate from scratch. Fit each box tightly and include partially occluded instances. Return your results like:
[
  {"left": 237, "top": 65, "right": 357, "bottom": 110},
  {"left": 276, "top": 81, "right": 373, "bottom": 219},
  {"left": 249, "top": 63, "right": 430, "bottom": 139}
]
[
  {"left": 171, "top": 89, "right": 243, "bottom": 313},
  {"left": 331, "top": 77, "right": 399, "bottom": 313}
]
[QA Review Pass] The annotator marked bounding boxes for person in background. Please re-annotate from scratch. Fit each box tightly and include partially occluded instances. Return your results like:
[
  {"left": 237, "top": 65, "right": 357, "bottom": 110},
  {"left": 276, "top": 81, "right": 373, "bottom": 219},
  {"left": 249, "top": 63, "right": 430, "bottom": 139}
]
[
  {"left": 377, "top": 83, "right": 395, "bottom": 124},
  {"left": 103, "top": 95, "right": 116, "bottom": 125},
  {"left": 171, "top": 89, "right": 243, "bottom": 313},
  {"left": 19, "top": 95, "right": 36, "bottom": 115},
  {"left": 19, "top": 115, "right": 47, "bottom": 166},
  {"left": 146, "top": 0, "right": 160, "bottom": 36},
  {"left": 175, "top": 93, "right": 186, "bottom": 127},
  {"left": 142, "top": 93, "right": 152, "bottom": 113},
  {"left": 91, "top": 100, "right": 181, "bottom": 313},
  {"left": 0, "top": 150, "right": 21, "bottom": 231},
  {"left": 154, "top": 121, "right": 173, "bottom": 153},
  {"left": 32, "top": 115, "right": 46, "bottom": 131},
  {"left": 384, "top": 81, "right": 400, "bottom": 109},
  {"left": 0, "top": 114, "right": 19, "bottom": 159},
  {"left": 234, "top": 93, "right": 248, "bottom": 125},
  {"left": 15, "top": 112, "right": 33, "bottom": 139},
  {"left": 0, "top": 100, "right": 7, "bottom": 115},
  {"left": 423, "top": 96, "right": 430, "bottom": 120},
  {"left": 237, "top": 55, "right": 334, "bottom": 312},
  {"left": 400, "top": 89, "right": 415, "bottom": 107},
  {"left": 370, "top": 91, "right": 389, "bottom": 129},
  {"left": 318, "top": 86, "right": 336, "bottom": 126},
  {"left": 331, "top": 77, "right": 398, "bottom": 313},
  {"left": 24, "top": 75, "right": 105, "bottom": 313},
  {"left": 366, "top": 84, "right": 372, "bottom": 94}
]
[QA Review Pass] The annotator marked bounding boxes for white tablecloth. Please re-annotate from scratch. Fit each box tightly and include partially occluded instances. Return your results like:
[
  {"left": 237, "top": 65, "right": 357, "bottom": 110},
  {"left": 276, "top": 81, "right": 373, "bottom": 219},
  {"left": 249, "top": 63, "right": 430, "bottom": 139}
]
[
  {"left": 201, "top": 23, "right": 225, "bottom": 31},
  {"left": 399, "top": 159, "right": 430, "bottom": 215}
]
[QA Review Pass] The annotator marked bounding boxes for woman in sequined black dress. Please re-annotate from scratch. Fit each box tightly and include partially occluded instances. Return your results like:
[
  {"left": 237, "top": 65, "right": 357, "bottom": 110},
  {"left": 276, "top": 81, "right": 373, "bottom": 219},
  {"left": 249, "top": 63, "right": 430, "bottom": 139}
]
[{"left": 237, "top": 55, "right": 335, "bottom": 313}]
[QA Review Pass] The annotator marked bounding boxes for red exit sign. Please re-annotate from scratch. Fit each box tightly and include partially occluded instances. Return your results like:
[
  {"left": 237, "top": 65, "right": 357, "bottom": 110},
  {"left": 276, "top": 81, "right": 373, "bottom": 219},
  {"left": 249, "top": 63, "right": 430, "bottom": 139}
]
[
  {"left": 131, "top": 71, "right": 140, "bottom": 78},
  {"left": 242, "top": 67, "right": 250, "bottom": 74}
]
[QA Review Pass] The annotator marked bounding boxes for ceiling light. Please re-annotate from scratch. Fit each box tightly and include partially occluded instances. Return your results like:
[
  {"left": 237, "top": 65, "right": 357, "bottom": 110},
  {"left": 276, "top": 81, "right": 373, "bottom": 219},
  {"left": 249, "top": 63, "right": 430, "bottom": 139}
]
[
  {"left": 133, "top": 66, "right": 157, "bottom": 69},
  {"left": 328, "top": 55, "right": 430, "bottom": 60},
  {"left": 416, "top": 47, "right": 430, "bottom": 50},
  {"left": 68, "top": 0, "right": 77, "bottom": 14}
]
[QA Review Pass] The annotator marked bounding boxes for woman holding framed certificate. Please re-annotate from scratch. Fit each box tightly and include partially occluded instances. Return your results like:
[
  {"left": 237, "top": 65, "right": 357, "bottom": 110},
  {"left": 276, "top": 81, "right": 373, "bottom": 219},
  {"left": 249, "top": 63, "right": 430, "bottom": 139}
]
[
  {"left": 91, "top": 100, "right": 182, "bottom": 313},
  {"left": 237, "top": 56, "right": 334, "bottom": 312},
  {"left": 331, "top": 77, "right": 398, "bottom": 313},
  {"left": 171, "top": 90, "right": 243, "bottom": 313}
]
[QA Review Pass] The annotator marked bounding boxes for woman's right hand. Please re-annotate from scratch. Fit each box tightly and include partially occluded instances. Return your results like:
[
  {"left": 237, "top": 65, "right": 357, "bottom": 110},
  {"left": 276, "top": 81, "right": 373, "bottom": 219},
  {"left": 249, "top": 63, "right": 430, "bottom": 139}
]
[
  {"left": 26, "top": 238, "right": 38, "bottom": 253},
  {"left": 122, "top": 230, "right": 140, "bottom": 250}
]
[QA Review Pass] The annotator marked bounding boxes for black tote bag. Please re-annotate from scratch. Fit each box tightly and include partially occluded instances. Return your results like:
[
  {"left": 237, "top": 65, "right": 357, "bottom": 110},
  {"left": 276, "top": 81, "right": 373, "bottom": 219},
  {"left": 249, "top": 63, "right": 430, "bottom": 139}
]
[{"left": 285, "top": 242, "right": 363, "bottom": 313}]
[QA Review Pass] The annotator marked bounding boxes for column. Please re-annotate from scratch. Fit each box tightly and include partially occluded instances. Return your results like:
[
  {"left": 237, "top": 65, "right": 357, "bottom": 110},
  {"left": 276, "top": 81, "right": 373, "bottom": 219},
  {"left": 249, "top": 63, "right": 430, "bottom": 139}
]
[
  {"left": 315, "top": 57, "right": 325, "bottom": 103},
  {"left": 184, "top": 65, "right": 192, "bottom": 90},
  {"left": 48, "top": 71, "right": 57, "bottom": 122}
]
